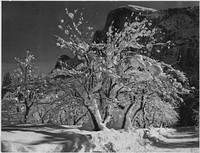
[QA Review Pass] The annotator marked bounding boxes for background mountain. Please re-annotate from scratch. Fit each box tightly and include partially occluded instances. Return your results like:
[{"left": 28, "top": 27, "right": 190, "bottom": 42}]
[{"left": 53, "top": 55, "right": 84, "bottom": 70}]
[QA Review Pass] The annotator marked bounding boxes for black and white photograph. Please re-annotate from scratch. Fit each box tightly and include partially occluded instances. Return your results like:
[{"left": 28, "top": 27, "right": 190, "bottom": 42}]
[{"left": 1, "top": 1, "right": 199, "bottom": 152}]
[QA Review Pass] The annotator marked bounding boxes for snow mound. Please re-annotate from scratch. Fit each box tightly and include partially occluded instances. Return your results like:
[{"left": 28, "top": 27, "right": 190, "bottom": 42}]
[
  {"left": 143, "top": 127, "right": 177, "bottom": 145},
  {"left": 2, "top": 141, "right": 65, "bottom": 152},
  {"left": 91, "top": 128, "right": 151, "bottom": 152},
  {"left": 1, "top": 125, "right": 93, "bottom": 152},
  {"left": 1, "top": 125, "right": 152, "bottom": 152}
]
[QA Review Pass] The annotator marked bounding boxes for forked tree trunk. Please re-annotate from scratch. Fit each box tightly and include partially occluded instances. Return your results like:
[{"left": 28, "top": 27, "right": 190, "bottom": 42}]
[
  {"left": 106, "top": 94, "right": 145, "bottom": 130},
  {"left": 85, "top": 98, "right": 107, "bottom": 131},
  {"left": 122, "top": 101, "right": 143, "bottom": 130},
  {"left": 122, "top": 93, "right": 146, "bottom": 130},
  {"left": 130, "top": 95, "right": 145, "bottom": 124}
]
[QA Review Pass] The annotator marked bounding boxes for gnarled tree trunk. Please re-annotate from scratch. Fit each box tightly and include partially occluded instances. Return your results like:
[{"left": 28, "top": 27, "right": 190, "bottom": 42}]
[
  {"left": 23, "top": 98, "right": 33, "bottom": 123},
  {"left": 84, "top": 98, "right": 107, "bottom": 131},
  {"left": 109, "top": 92, "right": 146, "bottom": 130}
]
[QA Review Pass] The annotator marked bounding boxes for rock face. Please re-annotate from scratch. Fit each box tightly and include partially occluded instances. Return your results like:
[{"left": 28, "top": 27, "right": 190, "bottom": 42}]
[
  {"left": 54, "top": 55, "right": 84, "bottom": 70},
  {"left": 104, "top": 5, "right": 157, "bottom": 32},
  {"left": 51, "top": 55, "right": 84, "bottom": 79},
  {"left": 93, "top": 5, "right": 158, "bottom": 43},
  {"left": 155, "top": 7, "right": 199, "bottom": 72},
  {"left": 54, "top": 55, "right": 71, "bottom": 70},
  {"left": 93, "top": 5, "right": 199, "bottom": 87}
]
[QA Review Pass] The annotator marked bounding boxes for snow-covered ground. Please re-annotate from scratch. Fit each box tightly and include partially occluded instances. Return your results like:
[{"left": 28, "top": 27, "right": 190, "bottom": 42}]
[
  {"left": 145, "top": 127, "right": 199, "bottom": 153},
  {"left": 1, "top": 124, "right": 199, "bottom": 152}
]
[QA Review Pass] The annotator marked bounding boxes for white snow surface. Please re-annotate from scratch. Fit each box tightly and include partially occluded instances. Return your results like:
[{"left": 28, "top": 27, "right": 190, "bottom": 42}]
[
  {"left": 127, "top": 5, "right": 157, "bottom": 12},
  {"left": 1, "top": 124, "right": 150, "bottom": 152},
  {"left": 1, "top": 125, "right": 199, "bottom": 153},
  {"left": 118, "top": 5, "right": 157, "bottom": 13}
]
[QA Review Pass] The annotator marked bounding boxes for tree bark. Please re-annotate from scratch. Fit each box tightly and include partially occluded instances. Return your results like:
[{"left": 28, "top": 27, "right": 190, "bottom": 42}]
[
  {"left": 74, "top": 110, "right": 88, "bottom": 125},
  {"left": 87, "top": 107, "right": 101, "bottom": 131},
  {"left": 142, "top": 107, "right": 147, "bottom": 128},
  {"left": 41, "top": 118, "right": 44, "bottom": 124},
  {"left": 24, "top": 110, "right": 29, "bottom": 123},
  {"left": 85, "top": 98, "right": 108, "bottom": 131},
  {"left": 122, "top": 103, "right": 134, "bottom": 129},
  {"left": 131, "top": 94, "right": 145, "bottom": 121},
  {"left": 24, "top": 99, "right": 29, "bottom": 123},
  {"left": 123, "top": 93, "right": 145, "bottom": 130},
  {"left": 23, "top": 98, "right": 33, "bottom": 123}
]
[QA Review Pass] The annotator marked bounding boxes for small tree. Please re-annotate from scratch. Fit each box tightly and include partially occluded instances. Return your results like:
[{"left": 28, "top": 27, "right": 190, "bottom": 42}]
[
  {"left": 53, "top": 8, "right": 189, "bottom": 131},
  {"left": 12, "top": 51, "right": 38, "bottom": 123}
]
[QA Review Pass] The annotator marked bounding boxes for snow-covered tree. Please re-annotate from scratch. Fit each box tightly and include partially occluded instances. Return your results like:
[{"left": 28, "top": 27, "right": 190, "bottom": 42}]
[
  {"left": 2, "top": 92, "right": 24, "bottom": 124},
  {"left": 2, "top": 51, "right": 38, "bottom": 124},
  {"left": 53, "top": 8, "right": 189, "bottom": 130}
]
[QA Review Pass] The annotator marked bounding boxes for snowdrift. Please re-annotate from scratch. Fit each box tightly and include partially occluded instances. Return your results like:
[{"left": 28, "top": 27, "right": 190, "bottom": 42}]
[
  {"left": 3, "top": 124, "right": 194, "bottom": 152},
  {"left": 1, "top": 124, "right": 161, "bottom": 152}
]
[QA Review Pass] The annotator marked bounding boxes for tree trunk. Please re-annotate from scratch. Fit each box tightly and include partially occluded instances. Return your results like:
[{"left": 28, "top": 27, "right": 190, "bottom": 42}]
[
  {"left": 41, "top": 118, "right": 44, "bottom": 124},
  {"left": 24, "top": 99, "right": 29, "bottom": 123},
  {"left": 122, "top": 103, "right": 134, "bottom": 129},
  {"left": 24, "top": 110, "right": 29, "bottom": 123},
  {"left": 60, "top": 115, "right": 63, "bottom": 125},
  {"left": 87, "top": 107, "right": 101, "bottom": 131},
  {"left": 142, "top": 107, "right": 147, "bottom": 128},
  {"left": 74, "top": 110, "right": 88, "bottom": 125},
  {"left": 103, "top": 105, "right": 112, "bottom": 126},
  {"left": 123, "top": 93, "right": 145, "bottom": 130},
  {"left": 136, "top": 120, "right": 141, "bottom": 127},
  {"left": 38, "top": 111, "right": 45, "bottom": 124},
  {"left": 85, "top": 98, "right": 107, "bottom": 131},
  {"left": 149, "top": 110, "right": 156, "bottom": 127},
  {"left": 130, "top": 95, "right": 145, "bottom": 122},
  {"left": 23, "top": 99, "right": 33, "bottom": 124}
]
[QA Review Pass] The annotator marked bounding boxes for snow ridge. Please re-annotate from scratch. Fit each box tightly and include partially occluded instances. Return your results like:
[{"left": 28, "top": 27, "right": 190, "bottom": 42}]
[{"left": 128, "top": 5, "right": 157, "bottom": 12}]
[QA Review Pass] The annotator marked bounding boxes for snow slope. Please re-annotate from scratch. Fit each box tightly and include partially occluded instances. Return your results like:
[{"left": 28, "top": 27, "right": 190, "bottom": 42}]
[
  {"left": 1, "top": 125, "right": 199, "bottom": 152},
  {"left": 145, "top": 127, "right": 199, "bottom": 153},
  {"left": 1, "top": 124, "right": 150, "bottom": 152}
]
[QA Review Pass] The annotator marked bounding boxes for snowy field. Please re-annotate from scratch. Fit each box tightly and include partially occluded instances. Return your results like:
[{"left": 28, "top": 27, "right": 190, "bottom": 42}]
[{"left": 1, "top": 124, "right": 199, "bottom": 152}]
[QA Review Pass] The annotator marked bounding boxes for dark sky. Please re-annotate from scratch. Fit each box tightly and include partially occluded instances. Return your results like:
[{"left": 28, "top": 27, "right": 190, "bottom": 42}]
[{"left": 2, "top": 1, "right": 199, "bottom": 76}]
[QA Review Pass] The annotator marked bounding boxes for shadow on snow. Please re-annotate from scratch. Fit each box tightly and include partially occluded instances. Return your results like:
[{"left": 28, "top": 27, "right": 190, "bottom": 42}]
[{"left": 1, "top": 124, "right": 94, "bottom": 152}]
